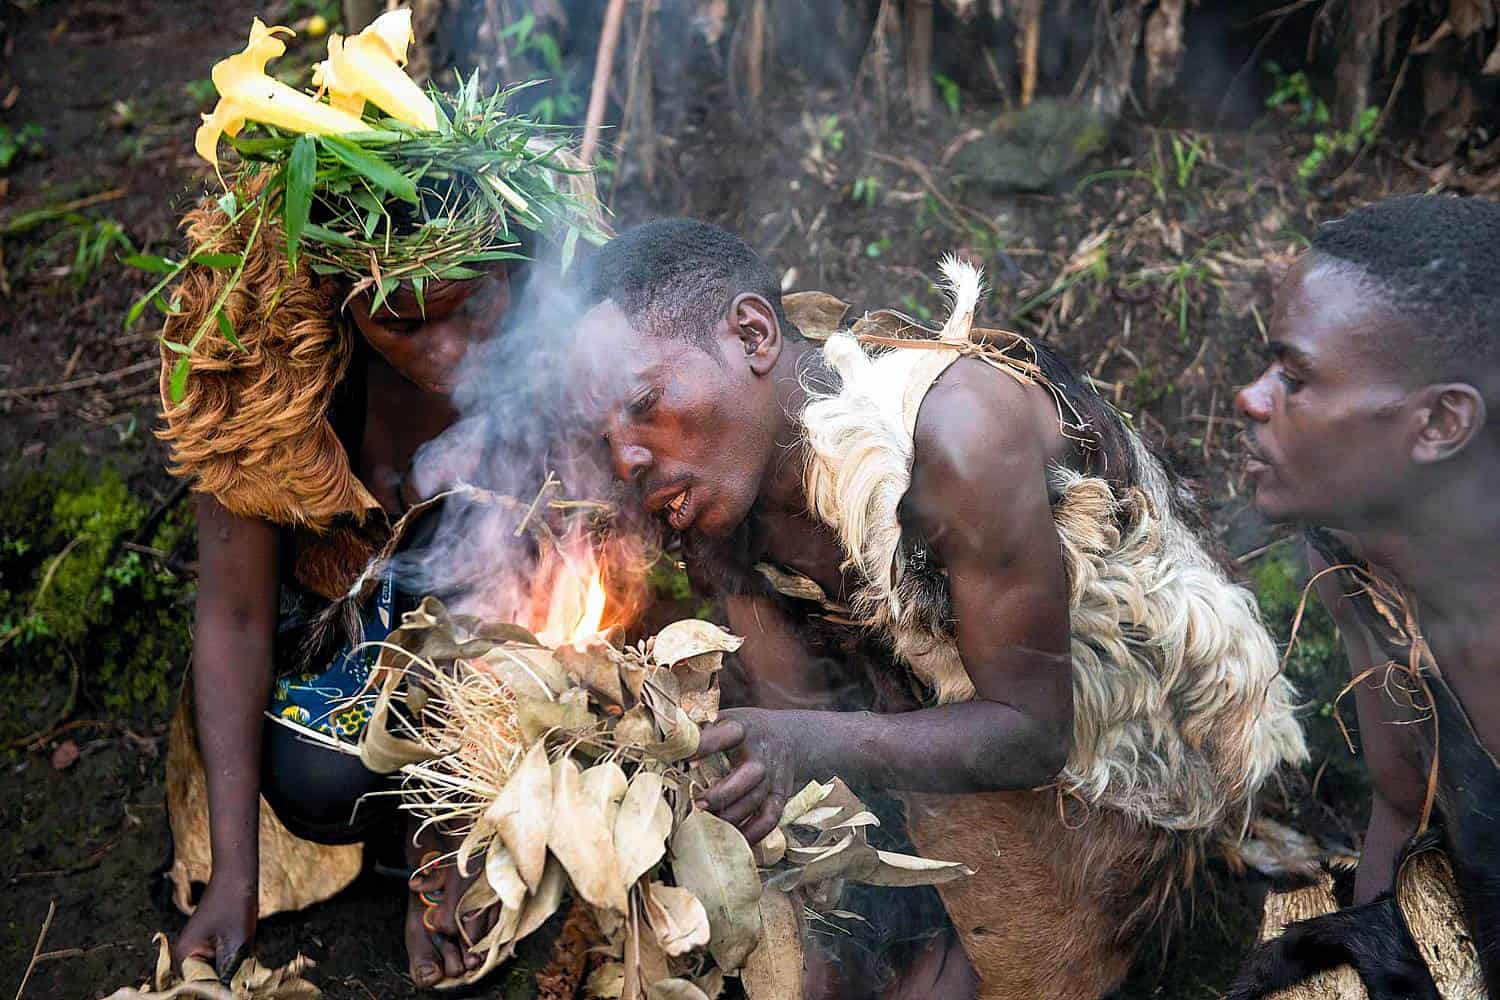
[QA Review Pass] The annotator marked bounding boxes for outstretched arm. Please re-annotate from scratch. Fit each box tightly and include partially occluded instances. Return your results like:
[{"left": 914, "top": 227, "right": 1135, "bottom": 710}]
[{"left": 697, "top": 362, "right": 1075, "bottom": 840}]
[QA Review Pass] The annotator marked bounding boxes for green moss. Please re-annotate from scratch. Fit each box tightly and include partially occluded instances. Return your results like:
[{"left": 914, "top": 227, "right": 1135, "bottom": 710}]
[
  {"left": 0, "top": 454, "right": 193, "bottom": 740},
  {"left": 1249, "top": 547, "right": 1371, "bottom": 813}
]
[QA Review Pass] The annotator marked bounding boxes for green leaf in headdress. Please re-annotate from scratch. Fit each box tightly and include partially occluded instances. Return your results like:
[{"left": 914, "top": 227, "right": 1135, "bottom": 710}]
[
  {"left": 323, "top": 136, "right": 419, "bottom": 204},
  {"left": 284, "top": 134, "right": 316, "bottom": 271}
]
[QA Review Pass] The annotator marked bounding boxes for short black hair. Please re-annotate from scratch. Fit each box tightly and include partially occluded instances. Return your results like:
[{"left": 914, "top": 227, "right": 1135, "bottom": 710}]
[
  {"left": 1310, "top": 194, "right": 1500, "bottom": 382},
  {"left": 579, "top": 218, "right": 786, "bottom": 347}
]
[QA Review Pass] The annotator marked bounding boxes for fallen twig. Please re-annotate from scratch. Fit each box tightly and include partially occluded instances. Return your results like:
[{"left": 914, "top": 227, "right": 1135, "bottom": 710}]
[
  {"left": 13, "top": 899, "right": 56, "bottom": 1000},
  {"left": 869, "top": 152, "right": 1006, "bottom": 241},
  {"left": 0, "top": 359, "right": 157, "bottom": 400}
]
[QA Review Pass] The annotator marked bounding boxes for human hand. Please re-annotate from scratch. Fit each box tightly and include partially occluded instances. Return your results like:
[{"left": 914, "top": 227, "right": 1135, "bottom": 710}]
[
  {"left": 171, "top": 874, "right": 257, "bottom": 981},
  {"left": 693, "top": 707, "right": 802, "bottom": 845}
]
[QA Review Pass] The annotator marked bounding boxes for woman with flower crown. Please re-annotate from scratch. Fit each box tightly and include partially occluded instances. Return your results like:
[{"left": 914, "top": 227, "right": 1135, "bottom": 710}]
[{"left": 148, "top": 10, "right": 603, "bottom": 988}]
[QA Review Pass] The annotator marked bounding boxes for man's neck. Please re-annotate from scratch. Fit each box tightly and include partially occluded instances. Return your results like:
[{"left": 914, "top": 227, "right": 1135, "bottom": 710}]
[
  {"left": 757, "top": 337, "right": 822, "bottom": 517},
  {"left": 1341, "top": 466, "right": 1500, "bottom": 624}
]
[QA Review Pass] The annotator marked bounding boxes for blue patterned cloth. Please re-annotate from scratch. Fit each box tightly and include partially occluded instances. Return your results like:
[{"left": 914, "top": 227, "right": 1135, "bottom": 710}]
[{"left": 269, "top": 569, "right": 398, "bottom": 741}]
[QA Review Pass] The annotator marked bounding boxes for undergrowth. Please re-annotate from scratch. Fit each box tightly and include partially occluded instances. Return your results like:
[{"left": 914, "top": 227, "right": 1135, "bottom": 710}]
[
  {"left": 1249, "top": 546, "right": 1371, "bottom": 820},
  {"left": 0, "top": 454, "right": 194, "bottom": 742}
]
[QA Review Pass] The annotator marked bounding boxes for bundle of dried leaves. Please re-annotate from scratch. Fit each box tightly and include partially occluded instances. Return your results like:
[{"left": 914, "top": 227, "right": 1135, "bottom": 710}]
[{"left": 347, "top": 597, "right": 971, "bottom": 997}]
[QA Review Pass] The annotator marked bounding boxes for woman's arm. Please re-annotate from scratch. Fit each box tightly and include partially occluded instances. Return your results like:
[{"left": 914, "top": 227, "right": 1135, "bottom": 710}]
[{"left": 172, "top": 495, "right": 280, "bottom": 977}]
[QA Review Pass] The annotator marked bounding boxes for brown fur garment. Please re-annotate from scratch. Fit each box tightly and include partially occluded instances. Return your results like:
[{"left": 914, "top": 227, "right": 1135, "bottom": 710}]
[{"left": 157, "top": 182, "right": 377, "bottom": 534}]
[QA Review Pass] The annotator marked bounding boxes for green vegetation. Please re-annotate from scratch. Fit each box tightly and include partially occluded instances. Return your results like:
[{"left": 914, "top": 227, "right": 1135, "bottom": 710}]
[
  {"left": 0, "top": 208, "right": 135, "bottom": 287},
  {"left": 0, "top": 457, "right": 194, "bottom": 741},
  {"left": 502, "top": 14, "right": 584, "bottom": 124},
  {"left": 0, "top": 121, "right": 45, "bottom": 172},
  {"left": 1264, "top": 62, "right": 1380, "bottom": 183},
  {"left": 1249, "top": 548, "right": 1371, "bottom": 810},
  {"left": 932, "top": 72, "right": 961, "bottom": 116}
]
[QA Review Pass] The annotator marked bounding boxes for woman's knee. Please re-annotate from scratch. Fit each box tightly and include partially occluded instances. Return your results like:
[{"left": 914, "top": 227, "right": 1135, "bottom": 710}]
[{"left": 260, "top": 721, "right": 392, "bottom": 843}]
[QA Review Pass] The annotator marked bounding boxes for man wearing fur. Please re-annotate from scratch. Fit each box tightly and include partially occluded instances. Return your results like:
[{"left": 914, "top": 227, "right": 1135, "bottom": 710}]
[
  {"left": 1232, "top": 195, "right": 1500, "bottom": 998},
  {"left": 571, "top": 219, "right": 1307, "bottom": 998}
]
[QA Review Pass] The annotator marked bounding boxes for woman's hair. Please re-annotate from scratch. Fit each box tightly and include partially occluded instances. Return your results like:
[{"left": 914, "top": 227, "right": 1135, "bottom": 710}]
[{"left": 158, "top": 179, "right": 373, "bottom": 531}]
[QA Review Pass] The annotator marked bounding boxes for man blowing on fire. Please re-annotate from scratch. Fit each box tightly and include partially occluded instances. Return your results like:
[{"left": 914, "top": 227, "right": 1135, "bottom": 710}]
[
  {"left": 571, "top": 219, "right": 1307, "bottom": 998},
  {"left": 1230, "top": 195, "right": 1500, "bottom": 998}
]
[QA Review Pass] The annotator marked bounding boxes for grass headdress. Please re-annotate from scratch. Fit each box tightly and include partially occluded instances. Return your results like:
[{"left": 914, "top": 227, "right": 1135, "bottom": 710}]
[{"left": 132, "top": 8, "right": 608, "bottom": 402}]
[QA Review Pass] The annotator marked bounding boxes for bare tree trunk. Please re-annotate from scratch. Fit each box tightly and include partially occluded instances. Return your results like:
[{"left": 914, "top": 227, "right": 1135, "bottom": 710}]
[
  {"left": 342, "top": 0, "right": 383, "bottom": 34},
  {"left": 906, "top": 0, "right": 935, "bottom": 115},
  {"left": 1018, "top": 0, "right": 1042, "bottom": 106},
  {"left": 1335, "top": 0, "right": 1381, "bottom": 129}
]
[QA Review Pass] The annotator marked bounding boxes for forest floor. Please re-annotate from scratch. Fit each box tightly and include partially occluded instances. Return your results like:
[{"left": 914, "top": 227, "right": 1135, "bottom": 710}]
[{"left": 0, "top": 0, "right": 1465, "bottom": 997}]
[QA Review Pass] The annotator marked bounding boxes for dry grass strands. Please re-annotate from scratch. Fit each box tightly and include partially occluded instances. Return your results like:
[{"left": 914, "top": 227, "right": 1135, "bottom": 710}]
[{"left": 329, "top": 598, "right": 968, "bottom": 993}]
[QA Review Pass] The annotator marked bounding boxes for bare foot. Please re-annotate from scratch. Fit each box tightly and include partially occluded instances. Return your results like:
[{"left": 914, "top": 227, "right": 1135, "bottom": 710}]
[{"left": 402, "top": 820, "right": 506, "bottom": 987}]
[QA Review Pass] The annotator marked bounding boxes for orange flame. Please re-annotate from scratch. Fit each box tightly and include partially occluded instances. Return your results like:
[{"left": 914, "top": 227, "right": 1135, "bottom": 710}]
[
  {"left": 573, "top": 569, "right": 608, "bottom": 642},
  {"left": 534, "top": 546, "right": 611, "bottom": 647}
]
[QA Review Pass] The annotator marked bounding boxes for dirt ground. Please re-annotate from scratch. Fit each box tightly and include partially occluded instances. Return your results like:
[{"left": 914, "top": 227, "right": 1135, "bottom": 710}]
[{"left": 0, "top": 0, "right": 1467, "bottom": 996}]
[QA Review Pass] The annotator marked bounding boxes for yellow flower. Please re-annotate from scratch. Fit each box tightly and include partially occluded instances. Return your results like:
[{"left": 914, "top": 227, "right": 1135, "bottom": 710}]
[
  {"left": 194, "top": 18, "right": 368, "bottom": 169},
  {"left": 313, "top": 9, "right": 437, "bottom": 131}
]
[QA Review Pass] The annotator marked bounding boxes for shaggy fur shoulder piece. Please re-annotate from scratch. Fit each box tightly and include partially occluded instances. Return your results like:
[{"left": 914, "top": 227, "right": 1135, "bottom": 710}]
[
  {"left": 799, "top": 256, "right": 1307, "bottom": 836},
  {"left": 157, "top": 193, "right": 377, "bottom": 531}
]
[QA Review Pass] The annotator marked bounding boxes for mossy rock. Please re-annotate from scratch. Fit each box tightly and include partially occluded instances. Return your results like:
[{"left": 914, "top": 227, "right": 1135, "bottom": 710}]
[
  {"left": 950, "top": 98, "right": 1114, "bottom": 193},
  {"left": 0, "top": 452, "right": 194, "bottom": 742}
]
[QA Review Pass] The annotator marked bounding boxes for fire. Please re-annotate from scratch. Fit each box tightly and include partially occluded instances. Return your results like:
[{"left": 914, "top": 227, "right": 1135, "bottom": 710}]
[
  {"left": 534, "top": 546, "right": 611, "bottom": 647},
  {"left": 573, "top": 569, "right": 608, "bottom": 641}
]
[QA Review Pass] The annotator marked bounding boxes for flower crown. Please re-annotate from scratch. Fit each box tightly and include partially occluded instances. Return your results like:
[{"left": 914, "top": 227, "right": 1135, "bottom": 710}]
[{"left": 131, "top": 8, "right": 607, "bottom": 402}]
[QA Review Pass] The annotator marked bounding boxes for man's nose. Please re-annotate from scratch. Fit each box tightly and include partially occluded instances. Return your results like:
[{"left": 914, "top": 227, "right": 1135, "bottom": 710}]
[
  {"left": 1236, "top": 375, "right": 1273, "bottom": 422},
  {"left": 610, "top": 440, "right": 653, "bottom": 483}
]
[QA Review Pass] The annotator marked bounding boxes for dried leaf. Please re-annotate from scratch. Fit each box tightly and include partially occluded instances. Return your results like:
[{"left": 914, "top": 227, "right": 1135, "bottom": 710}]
[
  {"left": 791, "top": 805, "right": 843, "bottom": 829},
  {"left": 693, "top": 968, "right": 726, "bottom": 1000},
  {"left": 550, "top": 758, "right": 629, "bottom": 912},
  {"left": 482, "top": 739, "right": 553, "bottom": 891},
  {"left": 647, "top": 706, "right": 701, "bottom": 763},
  {"left": 615, "top": 771, "right": 674, "bottom": 890},
  {"left": 773, "top": 832, "right": 880, "bottom": 889},
  {"left": 104, "top": 934, "right": 321, "bottom": 999},
  {"left": 480, "top": 645, "right": 570, "bottom": 700},
  {"left": 646, "top": 979, "right": 710, "bottom": 1000},
  {"left": 515, "top": 693, "right": 595, "bottom": 743},
  {"left": 51, "top": 739, "right": 80, "bottom": 770},
  {"left": 741, "top": 891, "right": 804, "bottom": 1000},
  {"left": 862, "top": 849, "right": 974, "bottom": 887},
  {"left": 781, "top": 290, "right": 851, "bottom": 340},
  {"left": 752, "top": 828, "right": 786, "bottom": 867},
  {"left": 486, "top": 839, "right": 528, "bottom": 911},
  {"left": 777, "top": 780, "right": 835, "bottom": 828},
  {"left": 679, "top": 688, "right": 720, "bottom": 724},
  {"left": 619, "top": 659, "right": 648, "bottom": 701},
  {"left": 642, "top": 881, "right": 711, "bottom": 956},
  {"left": 650, "top": 620, "right": 743, "bottom": 669},
  {"left": 559, "top": 642, "right": 627, "bottom": 706},
  {"left": 669, "top": 810, "right": 763, "bottom": 971},
  {"left": 587, "top": 961, "right": 627, "bottom": 999},
  {"left": 582, "top": 760, "right": 630, "bottom": 830},
  {"left": 515, "top": 855, "right": 568, "bottom": 939},
  {"left": 358, "top": 668, "right": 435, "bottom": 773},
  {"left": 614, "top": 705, "right": 657, "bottom": 747},
  {"left": 456, "top": 870, "right": 498, "bottom": 924}
]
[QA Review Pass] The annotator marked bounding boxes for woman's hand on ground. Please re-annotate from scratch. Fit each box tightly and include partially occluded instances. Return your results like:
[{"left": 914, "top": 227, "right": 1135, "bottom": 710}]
[
  {"left": 693, "top": 707, "right": 803, "bottom": 845},
  {"left": 171, "top": 875, "right": 257, "bottom": 981}
]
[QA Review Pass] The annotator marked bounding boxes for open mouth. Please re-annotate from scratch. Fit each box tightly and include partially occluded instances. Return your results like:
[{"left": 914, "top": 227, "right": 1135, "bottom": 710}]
[{"left": 664, "top": 486, "right": 693, "bottom": 531}]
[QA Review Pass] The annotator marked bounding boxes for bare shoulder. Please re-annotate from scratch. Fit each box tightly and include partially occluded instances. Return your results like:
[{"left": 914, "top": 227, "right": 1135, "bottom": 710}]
[{"left": 905, "top": 356, "right": 1057, "bottom": 550}]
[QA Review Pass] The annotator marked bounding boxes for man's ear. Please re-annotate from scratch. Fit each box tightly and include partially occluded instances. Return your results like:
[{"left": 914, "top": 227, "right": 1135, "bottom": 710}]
[
  {"left": 1411, "top": 383, "right": 1487, "bottom": 464},
  {"left": 729, "top": 293, "right": 782, "bottom": 376}
]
